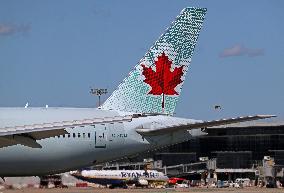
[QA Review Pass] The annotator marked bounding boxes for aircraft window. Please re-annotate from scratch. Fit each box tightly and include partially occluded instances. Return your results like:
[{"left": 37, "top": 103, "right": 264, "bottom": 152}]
[
  {"left": 73, "top": 133, "right": 76, "bottom": 138},
  {"left": 68, "top": 134, "right": 71, "bottom": 138},
  {"left": 63, "top": 134, "right": 65, "bottom": 138},
  {"left": 78, "top": 133, "right": 81, "bottom": 138},
  {"left": 88, "top": 133, "right": 90, "bottom": 138},
  {"left": 58, "top": 135, "right": 60, "bottom": 138},
  {"left": 83, "top": 133, "right": 85, "bottom": 138}
]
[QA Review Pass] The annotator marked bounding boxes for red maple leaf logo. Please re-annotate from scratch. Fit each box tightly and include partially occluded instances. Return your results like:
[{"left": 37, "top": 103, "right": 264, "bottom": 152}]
[{"left": 141, "top": 52, "right": 184, "bottom": 110}]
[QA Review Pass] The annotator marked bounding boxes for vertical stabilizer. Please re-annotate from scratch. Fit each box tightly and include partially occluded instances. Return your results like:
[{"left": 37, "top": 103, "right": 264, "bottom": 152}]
[{"left": 101, "top": 8, "right": 207, "bottom": 114}]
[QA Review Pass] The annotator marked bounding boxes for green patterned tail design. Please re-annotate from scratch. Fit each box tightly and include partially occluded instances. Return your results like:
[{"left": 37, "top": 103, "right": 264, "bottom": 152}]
[{"left": 101, "top": 8, "right": 206, "bottom": 114}]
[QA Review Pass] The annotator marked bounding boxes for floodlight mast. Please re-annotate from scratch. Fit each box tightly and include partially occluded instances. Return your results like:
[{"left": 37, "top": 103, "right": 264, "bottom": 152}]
[{"left": 90, "top": 88, "right": 108, "bottom": 107}]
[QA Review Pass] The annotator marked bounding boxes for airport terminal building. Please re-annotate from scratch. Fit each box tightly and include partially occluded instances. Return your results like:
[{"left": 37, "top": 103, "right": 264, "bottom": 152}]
[
  {"left": 164, "top": 121, "right": 284, "bottom": 163},
  {"left": 150, "top": 121, "right": 284, "bottom": 184}
]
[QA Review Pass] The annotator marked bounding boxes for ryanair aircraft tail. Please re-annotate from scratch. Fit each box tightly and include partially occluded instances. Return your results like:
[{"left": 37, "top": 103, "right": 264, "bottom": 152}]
[{"left": 101, "top": 7, "right": 207, "bottom": 115}]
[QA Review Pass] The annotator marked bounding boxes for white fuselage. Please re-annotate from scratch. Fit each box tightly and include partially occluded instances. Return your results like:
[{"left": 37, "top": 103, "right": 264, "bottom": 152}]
[
  {"left": 72, "top": 170, "right": 168, "bottom": 181},
  {"left": 0, "top": 107, "right": 203, "bottom": 176}
]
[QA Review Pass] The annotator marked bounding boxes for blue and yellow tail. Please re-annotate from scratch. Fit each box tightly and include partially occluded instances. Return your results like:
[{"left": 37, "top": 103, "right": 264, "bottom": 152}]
[{"left": 101, "top": 8, "right": 207, "bottom": 115}]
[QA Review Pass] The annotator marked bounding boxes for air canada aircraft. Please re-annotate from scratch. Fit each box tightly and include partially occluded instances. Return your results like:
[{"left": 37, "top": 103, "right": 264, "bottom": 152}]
[
  {"left": 71, "top": 169, "right": 168, "bottom": 188},
  {"left": 0, "top": 7, "right": 275, "bottom": 177}
]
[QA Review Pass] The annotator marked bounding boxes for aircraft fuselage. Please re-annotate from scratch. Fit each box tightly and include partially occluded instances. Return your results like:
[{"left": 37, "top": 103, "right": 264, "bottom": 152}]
[{"left": 0, "top": 108, "right": 203, "bottom": 176}]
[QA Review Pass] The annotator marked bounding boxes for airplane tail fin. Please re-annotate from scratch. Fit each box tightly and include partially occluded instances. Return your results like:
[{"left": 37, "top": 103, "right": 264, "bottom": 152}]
[{"left": 101, "top": 7, "right": 207, "bottom": 115}]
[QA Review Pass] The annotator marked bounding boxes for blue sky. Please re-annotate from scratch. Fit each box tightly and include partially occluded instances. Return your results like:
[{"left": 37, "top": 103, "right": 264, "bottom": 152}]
[{"left": 0, "top": 0, "right": 283, "bottom": 120}]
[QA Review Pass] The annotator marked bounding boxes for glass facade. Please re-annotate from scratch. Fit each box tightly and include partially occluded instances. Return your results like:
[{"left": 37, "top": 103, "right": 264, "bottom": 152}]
[{"left": 155, "top": 125, "right": 284, "bottom": 168}]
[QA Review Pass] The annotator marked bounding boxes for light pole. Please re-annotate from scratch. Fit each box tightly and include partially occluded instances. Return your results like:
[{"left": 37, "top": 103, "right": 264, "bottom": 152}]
[{"left": 90, "top": 88, "right": 108, "bottom": 107}]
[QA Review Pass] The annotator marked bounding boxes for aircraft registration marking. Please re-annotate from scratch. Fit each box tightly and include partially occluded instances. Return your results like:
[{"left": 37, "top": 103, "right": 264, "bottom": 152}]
[{"left": 111, "top": 133, "right": 127, "bottom": 138}]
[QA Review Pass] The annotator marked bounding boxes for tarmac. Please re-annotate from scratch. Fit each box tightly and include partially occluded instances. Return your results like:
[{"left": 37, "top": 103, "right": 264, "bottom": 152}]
[{"left": 1, "top": 187, "right": 284, "bottom": 193}]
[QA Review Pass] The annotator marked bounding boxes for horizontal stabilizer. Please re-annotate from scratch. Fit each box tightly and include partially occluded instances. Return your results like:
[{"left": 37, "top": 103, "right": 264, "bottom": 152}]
[
  {"left": 0, "top": 115, "right": 133, "bottom": 137},
  {"left": 11, "top": 135, "right": 42, "bottom": 148},
  {"left": 0, "top": 114, "right": 136, "bottom": 148},
  {"left": 0, "top": 134, "right": 44, "bottom": 148},
  {"left": 136, "top": 115, "right": 276, "bottom": 136}
]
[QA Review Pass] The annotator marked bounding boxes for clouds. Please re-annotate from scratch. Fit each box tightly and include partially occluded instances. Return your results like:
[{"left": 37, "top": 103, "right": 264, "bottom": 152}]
[
  {"left": 0, "top": 23, "right": 30, "bottom": 36},
  {"left": 219, "top": 44, "right": 264, "bottom": 58}
]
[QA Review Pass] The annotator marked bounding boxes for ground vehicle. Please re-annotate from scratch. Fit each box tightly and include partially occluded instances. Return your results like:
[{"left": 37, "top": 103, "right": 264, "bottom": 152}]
[{"left": 235, "top": 178, "right": 251, "bottom": 187}]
